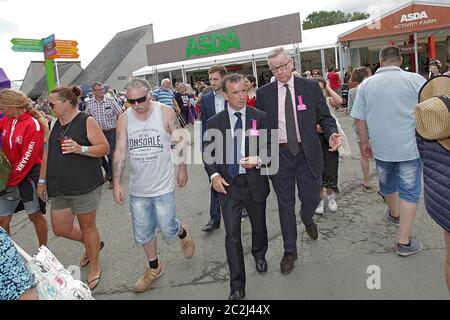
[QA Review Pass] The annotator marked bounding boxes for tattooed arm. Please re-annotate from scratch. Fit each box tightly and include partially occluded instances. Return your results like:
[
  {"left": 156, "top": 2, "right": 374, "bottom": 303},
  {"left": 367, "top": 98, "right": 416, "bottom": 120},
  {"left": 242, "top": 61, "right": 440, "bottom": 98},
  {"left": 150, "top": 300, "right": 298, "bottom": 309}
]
[{"left": 112, "top": 112, "right": 128, "bottom": 204}]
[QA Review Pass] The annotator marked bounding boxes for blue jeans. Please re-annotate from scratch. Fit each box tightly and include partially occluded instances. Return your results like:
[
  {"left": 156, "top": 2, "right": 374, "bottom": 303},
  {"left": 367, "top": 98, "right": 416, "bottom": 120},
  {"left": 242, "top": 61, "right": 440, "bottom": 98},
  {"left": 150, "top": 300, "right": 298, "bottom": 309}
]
[
  {"left": 375, "top": 158, "right": 422, "bottom": 205},
  {"left": 129, "top": 192, "right": 181, "bottom": 245}
]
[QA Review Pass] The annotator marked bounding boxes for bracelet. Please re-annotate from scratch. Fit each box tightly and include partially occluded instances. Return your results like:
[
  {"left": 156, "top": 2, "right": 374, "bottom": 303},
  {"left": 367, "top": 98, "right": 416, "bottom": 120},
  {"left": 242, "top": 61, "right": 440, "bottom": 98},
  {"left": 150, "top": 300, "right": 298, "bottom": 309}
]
[
  {"left": 38, "top": 179, "right": 47, "bottom": 185},
  {"left": 81, "top": 146, "right": 89, "bottom": 155}
]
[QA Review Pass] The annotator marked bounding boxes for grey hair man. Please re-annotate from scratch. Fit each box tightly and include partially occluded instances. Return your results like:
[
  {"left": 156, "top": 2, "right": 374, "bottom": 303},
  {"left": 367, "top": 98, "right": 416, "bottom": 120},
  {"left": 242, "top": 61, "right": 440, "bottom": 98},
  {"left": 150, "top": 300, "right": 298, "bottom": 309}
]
[
  {"left": 256, "top": 47, "right": 340, "bottom": 274},
  {"left": 113, "top": 77, "right": 194, "bottom": 293},
  {"left": 152, "top": 78, "right": 180, "bottom": 114},
  {"left": 86, "top": 81, "right": 123, "bottom": 189}
]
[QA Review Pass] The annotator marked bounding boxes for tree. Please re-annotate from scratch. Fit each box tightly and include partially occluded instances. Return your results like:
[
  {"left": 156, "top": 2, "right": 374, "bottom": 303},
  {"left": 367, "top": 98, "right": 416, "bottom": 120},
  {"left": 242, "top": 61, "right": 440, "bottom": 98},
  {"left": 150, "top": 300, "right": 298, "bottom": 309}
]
[{"left": 302, "top": 10, "right": 369, "bottom": 30}]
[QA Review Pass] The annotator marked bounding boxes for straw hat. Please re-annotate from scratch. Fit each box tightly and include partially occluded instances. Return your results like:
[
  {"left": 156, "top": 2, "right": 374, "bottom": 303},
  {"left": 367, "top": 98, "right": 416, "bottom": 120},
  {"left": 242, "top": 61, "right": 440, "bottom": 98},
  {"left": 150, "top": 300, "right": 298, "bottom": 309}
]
[
  {"left": 419, "top": 75, "right": 450, "bottom": 102},
  {"left": 415, "top": 75, "right": 450, "bottom": 151}
]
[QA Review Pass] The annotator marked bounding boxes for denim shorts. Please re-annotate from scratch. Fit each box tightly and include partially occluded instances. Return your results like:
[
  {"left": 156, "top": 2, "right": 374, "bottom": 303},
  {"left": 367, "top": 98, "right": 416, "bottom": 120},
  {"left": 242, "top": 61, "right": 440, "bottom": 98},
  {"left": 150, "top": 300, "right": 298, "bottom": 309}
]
[
  {"left": 0, "top": 182, "right": 40, "bottom": 216},
  {"left": 375, "top": 158, "right": 422, "bottom": 205},
  {"left": 129, "top": 191, "right": 181, "bottom": 245}
]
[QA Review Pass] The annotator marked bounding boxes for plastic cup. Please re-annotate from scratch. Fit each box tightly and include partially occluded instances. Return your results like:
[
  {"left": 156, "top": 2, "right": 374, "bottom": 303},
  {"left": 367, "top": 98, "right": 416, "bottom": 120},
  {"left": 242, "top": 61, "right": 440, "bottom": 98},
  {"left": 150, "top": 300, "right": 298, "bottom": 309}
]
[{"left": 59, "top": 136, "right": 72, "bottom": 153}]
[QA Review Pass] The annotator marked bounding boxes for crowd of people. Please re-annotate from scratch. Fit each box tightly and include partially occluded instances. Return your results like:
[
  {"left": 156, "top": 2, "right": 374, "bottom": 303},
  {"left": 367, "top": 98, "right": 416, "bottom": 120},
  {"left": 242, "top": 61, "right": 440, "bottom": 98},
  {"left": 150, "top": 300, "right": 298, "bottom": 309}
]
[{"left": 0, "top": 44, "right": 449, "bottom": 300}]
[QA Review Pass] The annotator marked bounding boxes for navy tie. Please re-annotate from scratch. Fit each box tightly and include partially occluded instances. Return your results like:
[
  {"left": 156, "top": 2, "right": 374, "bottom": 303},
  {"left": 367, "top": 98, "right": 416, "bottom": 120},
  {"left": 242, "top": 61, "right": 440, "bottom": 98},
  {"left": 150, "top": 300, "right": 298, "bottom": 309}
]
[{"left": 228, "top": 112, "right": 242, "bottom": 179}]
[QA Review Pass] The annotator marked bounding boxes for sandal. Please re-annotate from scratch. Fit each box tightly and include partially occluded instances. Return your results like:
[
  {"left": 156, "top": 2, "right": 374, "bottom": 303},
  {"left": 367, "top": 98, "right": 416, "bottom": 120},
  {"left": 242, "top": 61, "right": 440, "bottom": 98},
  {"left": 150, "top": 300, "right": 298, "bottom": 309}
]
[
  {"left": 80, "top": 241, "right": 105, "bottom": 267},
  {"left": 361, "top": 181, "right": 372, "bottom": 190},
  {"left": 87, "top": 269, "right": 102, "bottom": 291}
]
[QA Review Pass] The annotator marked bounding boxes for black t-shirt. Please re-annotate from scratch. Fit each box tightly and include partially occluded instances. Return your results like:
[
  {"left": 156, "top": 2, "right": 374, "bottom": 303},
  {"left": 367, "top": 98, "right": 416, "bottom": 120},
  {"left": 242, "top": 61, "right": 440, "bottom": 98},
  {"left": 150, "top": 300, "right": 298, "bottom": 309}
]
[{"left": 175, "top": 92, "right": 190, "bottom": 111}]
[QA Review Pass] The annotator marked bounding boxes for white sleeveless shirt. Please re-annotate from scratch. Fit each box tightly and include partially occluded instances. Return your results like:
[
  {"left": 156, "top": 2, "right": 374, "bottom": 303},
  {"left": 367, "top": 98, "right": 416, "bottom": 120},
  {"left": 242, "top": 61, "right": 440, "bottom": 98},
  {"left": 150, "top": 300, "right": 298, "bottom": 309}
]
[{"left": 127, "top": 102, "right": 174, "bottom": 197}]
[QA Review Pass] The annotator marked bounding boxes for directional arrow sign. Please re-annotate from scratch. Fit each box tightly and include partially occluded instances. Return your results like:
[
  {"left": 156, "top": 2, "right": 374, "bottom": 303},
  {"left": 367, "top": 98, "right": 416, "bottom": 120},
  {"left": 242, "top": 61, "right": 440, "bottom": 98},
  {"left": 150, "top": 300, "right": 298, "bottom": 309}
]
[
  {"left": 55, "top": 40, "right": 78, "bottom": 47},
  {"left": 41, "top": 34, "right": 55, "bottom": 46},
  {"left": 10, "top": 38, "right": 42, "bottom": 47},
  {"left": 55, "top": 46, "right": 78, "bottom": 54},
  {"left": 44, "top": 48, "right": 57, "bottom": 58},
  {"left": 11, "top": 45, "right": 43, "bottom": 52},
  {"left": 48, "top": 52, "right": 79, "bottom": 59},
  {"left": 44, "top": 42, "right": 55, "bottom": 51}
]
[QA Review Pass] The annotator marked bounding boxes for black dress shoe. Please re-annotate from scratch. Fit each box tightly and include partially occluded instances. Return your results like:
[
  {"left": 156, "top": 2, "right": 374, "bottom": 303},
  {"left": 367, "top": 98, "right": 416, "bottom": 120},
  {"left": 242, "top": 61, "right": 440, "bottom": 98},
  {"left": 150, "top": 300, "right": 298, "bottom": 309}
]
[
  {"left": 255, "top": 257, "right": 268, "bottom": 273},
  {"left": 305, "top": 221, "right": 318, "bottom": 240},
  {"left": 228, "top": 289, "right": 246, "bottom": 300},
  {"left": 202, "top": 220, "right": 220, "bottom": 232},
  {"left": 280, "top": 251, "right": 298, "bottom": 274}
]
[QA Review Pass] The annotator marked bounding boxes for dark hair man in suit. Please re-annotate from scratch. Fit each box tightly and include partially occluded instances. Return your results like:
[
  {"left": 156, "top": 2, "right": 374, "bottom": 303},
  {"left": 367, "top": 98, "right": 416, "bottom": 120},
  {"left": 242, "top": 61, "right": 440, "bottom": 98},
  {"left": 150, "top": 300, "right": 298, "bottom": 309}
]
[
  {"left": 203, "top": 74, "right": 270, "bottom": 300},
  {"left": 200, "top": 65, "right": 228, "bottom": 232},
  {"left": 256, "top": 47, "right": 341, "bottom": 274}
]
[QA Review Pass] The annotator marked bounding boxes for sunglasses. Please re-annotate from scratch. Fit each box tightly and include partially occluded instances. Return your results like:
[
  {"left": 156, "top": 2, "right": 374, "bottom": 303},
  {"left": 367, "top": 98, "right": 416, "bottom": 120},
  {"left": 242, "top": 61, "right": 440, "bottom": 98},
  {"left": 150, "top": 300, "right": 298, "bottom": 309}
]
[
  {"left": 127, "top": 95, "right": 147, "bottom": 105},
  {"left": 49, "top": 100, "right": 70, "bottom": 108}
]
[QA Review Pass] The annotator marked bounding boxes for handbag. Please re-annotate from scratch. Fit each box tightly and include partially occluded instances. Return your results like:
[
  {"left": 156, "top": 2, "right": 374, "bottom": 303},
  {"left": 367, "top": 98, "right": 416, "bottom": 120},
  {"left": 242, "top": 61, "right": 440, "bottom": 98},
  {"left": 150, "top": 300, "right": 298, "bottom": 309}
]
[
  {"left": 12, "top": 240, "right": 94, "bottom": 300},
  {"left": 0, "top": 150, "right": 11, "bottom": 193}
]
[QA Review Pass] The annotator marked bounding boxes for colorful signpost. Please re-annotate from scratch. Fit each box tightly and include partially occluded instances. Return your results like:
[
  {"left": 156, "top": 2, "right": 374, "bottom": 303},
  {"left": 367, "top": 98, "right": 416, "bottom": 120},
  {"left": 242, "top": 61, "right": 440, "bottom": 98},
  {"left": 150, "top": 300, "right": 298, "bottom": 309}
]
[
  {"left": 11, "top": 38, "right": 43, "bottom": 52},
  {"left": 10, "top": 34, "right": 79, "bottom": 94},
  {"left": 48, "top": 40, "right": 79, "bottom": 59}
]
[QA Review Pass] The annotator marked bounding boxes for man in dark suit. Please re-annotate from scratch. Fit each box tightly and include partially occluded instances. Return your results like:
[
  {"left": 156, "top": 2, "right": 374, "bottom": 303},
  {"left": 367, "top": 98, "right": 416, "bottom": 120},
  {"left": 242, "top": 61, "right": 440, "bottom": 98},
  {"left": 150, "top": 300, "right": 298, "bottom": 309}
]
[
  {"left": 200, "top": 65, "right": 228, "bottom": 232},
  {"left": 203, "top": 74, "right": 270, "bottom": 300},
  {"left": 256, "top": 47, "right": 341, "bottom": 274}
]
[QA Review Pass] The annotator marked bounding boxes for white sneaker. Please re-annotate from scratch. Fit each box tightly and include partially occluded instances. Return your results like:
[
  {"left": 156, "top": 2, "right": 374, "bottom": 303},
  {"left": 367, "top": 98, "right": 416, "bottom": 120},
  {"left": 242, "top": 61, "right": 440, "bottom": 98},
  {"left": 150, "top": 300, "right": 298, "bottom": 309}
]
[
  {"left": 327, "top": 194, "right": 338, "bottom": 212},
  {"left": 315, "top": 200, "right": 325, "bottom": 215}
]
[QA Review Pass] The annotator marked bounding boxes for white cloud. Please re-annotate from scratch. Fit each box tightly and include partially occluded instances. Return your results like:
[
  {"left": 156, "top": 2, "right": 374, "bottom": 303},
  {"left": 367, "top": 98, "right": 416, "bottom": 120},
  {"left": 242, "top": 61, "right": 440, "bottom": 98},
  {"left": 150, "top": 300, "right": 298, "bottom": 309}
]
[{"left": 0, "top": 18, "right": 18, "bottom": 34}]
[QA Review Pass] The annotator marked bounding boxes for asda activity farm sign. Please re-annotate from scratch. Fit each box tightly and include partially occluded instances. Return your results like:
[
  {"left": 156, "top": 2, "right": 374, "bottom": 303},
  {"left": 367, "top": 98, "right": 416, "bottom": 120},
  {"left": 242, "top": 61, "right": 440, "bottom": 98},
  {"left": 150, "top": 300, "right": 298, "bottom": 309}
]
[{"left": 185, "top": 29, "right": 241, "bottom": 58}]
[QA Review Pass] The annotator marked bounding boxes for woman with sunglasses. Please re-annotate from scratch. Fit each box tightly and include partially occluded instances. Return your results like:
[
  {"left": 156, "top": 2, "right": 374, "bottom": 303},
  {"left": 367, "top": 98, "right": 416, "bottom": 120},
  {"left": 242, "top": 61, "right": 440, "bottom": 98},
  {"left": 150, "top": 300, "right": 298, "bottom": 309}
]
[
  {"left": 37, "top": 85, "right": 109, "bottom": 291},
  {"left": 0, "top": 89, "right": 48, "bottom": 248}
]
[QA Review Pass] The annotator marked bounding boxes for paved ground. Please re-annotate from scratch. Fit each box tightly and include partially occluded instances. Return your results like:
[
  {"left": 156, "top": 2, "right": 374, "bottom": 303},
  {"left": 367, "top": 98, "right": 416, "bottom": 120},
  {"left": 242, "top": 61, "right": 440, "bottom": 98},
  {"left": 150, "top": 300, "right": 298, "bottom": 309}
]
[{"left": 10, "top": 111, "right": 449, "bottom": 300}]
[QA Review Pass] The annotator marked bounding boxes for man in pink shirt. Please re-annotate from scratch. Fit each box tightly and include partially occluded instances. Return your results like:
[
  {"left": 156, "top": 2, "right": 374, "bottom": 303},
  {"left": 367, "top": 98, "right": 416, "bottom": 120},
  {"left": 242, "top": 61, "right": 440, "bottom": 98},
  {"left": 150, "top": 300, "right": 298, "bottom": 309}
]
[{"left": 256, "top": 47, "right": 341, "bottom": 274}]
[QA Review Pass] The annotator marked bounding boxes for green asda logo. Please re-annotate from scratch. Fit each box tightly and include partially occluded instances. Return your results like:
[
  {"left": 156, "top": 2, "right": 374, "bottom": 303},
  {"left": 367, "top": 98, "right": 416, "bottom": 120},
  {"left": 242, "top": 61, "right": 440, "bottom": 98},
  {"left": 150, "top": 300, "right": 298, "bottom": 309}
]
[{"left": 185, "top": 29, "right": 241, "bottom": 58}]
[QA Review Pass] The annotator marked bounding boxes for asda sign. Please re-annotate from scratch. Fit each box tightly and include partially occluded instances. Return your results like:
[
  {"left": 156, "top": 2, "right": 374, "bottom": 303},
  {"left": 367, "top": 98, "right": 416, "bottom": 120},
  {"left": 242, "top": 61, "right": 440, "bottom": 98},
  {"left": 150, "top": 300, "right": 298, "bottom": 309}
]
[
  {"left": 146, "top": 13, "right": 302, "bottom": 66},
  {"left": 185, "top": 29, "right": 241, "bottom": 58}
]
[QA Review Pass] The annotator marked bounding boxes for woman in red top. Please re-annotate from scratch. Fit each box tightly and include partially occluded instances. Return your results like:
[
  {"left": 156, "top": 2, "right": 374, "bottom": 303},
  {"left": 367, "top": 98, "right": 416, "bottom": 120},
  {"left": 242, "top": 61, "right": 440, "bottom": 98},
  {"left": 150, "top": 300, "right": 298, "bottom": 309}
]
[
  {"left": 327, "top": 66, "right": 342, "bottom": 95},
  {"left": 0, "top": 89, "right": 48, "bottom": 246},
  {"left": 244, "top": 75, "right": 257, "bottom": 108}
]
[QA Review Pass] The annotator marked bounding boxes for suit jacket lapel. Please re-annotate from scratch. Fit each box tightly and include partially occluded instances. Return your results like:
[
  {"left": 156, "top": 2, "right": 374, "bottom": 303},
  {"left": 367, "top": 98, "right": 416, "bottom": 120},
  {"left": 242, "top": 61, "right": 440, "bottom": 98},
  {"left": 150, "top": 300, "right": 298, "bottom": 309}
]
[
  {"left": 269, "top": 82, "right": 279, "bottom": 128},
  {"left": 294, "top": 77, "right": 305, "bottom": 131},
  {"left": 209, "top": 94, "right": 216, "bottom": 116},
  {"left": 220, "top": 109, "right": 232, "bottom": 165},
  {"left": 245, "top": 106, "right": 253, "bottom": 157}
]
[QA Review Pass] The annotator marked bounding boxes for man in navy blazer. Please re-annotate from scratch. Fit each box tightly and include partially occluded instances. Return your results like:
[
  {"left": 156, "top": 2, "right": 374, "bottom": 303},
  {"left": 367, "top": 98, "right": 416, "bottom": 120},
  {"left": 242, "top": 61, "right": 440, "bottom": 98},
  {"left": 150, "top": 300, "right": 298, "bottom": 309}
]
[
  {"left": 256, "top": 47, "right": 341, "bottom": 274},
  {"left": 201, "top": 65, "right": 228, "bottom": 232},
  {"left": 203, "top": 74, "right": 270, "bottom": 300}
]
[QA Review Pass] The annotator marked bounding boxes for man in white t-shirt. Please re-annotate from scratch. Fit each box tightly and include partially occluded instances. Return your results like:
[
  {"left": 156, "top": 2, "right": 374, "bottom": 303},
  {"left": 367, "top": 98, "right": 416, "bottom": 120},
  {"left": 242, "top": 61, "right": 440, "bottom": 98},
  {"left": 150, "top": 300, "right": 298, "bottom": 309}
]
[{"left": 113, "top": 78, "right": 194, "bottom": 293}]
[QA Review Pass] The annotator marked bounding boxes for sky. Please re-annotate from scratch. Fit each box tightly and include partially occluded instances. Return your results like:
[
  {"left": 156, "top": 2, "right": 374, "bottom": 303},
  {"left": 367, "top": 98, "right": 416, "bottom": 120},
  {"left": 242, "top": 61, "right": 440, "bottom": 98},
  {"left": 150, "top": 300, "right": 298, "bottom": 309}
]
[{"left": 0, "top": 0, "right": 447, "bottom": 82}]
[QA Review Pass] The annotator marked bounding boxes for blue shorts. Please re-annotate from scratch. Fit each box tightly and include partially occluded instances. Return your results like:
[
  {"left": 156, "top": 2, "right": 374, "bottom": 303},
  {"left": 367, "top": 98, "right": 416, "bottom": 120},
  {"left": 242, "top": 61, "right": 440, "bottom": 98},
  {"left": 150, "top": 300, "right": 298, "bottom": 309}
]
[
  {"left": 0, "top": 181, "right": 40, "bottom": 216},
  {"left": 129, "top": 191, "right": 181, "bottom": 245},
  {"left": 375, "top": 158, "right": 422, "bottom": 205}
]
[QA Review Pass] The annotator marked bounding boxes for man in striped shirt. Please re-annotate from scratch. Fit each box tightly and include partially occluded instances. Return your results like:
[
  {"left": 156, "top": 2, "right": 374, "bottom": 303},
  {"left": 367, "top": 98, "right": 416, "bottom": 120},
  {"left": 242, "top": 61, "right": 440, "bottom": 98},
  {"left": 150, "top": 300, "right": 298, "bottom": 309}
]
[
  {"left": 86, "top": 81, "right": 123, "bottom": 189},
  {"left": 152, "top": 78, "right": 181, "bottom": 114}
]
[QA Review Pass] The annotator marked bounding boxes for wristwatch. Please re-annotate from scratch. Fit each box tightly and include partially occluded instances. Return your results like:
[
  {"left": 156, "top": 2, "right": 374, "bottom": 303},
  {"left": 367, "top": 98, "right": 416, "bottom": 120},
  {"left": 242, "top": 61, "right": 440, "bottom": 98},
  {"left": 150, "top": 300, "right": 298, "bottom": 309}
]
[{"left": 255, "top": 157, "right": 262, "bottom": 169}]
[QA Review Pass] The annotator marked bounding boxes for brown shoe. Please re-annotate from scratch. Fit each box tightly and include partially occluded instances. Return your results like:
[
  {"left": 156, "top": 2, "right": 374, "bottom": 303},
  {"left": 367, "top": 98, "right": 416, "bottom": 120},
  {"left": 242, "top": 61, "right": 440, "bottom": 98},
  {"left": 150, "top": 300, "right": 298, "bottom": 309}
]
[
  {"left": 280, "top": 252, "right": 298, "bottom": 274},
  {"left": 134, "top": 263, "right": 163, "bottom": 293},
  {"left": 305, "top": 221, "right": 318, "bottom": 240},
  {"left": 180, "top": 224, "right": 195, "bottom": 258}
]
